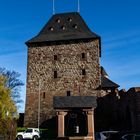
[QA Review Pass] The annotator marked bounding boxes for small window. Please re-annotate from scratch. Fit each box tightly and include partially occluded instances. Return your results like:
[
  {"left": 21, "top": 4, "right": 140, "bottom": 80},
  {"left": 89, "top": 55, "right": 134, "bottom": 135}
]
[
  {"left": 82, "top": 53, "right": 86, "bottom": 59},
  {"left": 43, "top": 92, "right": 45, "bottom": 99},
  {"left": 73, "top": 24, "right": 78, "bottom": 29},
  {"left": 35, "top": 130, "right": 39, "bottom": 133},
  {"left": 61, "top": 26, "right": 66, "bottom": 30},
  {"left": 54, "top": 71, "right": 57, "bottom": 78},
  {"left": 68, "top": 18, "right": 72, "bottom": 22},
  {"left": 26, "top": 129, "right": 32, "bottom": 133},
  {"left": 49, "top": 27, "right": 54, "bottom": 31},
  {"left": 54, "top": 55, "right": 57, "bottom": 60},
  {"left": 82, "top": 69, "right": 86, "bottom": 76},
  {"left": 56, "top": 19, "right": 61, "bottom": 23},
  {"left": 67, "top": 91, "right": 71, "bottom": 96}
]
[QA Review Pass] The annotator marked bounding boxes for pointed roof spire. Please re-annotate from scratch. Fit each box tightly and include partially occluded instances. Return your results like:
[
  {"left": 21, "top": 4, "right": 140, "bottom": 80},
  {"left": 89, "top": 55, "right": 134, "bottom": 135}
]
[
  {"left": 100, "top": 66, "right": 119, "bottom": 89},
  {"left": 101, "top": 66, "right": 109, "bottom": 78}
]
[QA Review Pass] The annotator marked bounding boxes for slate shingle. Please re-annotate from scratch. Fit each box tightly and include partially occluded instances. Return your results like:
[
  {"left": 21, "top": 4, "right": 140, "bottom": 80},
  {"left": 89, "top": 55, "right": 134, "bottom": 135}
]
[{"left": 53, "top": 96, "right": 97, "bottom": 109}]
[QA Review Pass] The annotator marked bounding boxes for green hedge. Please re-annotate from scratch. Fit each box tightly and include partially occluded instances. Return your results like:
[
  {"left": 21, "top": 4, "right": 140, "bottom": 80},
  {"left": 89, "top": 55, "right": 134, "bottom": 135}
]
[
  {"left": 16, "top": 127, "right": 27, "bottom": 132},
  {"left": 17, "top": 127, "right": 48, "bottom": 132}
]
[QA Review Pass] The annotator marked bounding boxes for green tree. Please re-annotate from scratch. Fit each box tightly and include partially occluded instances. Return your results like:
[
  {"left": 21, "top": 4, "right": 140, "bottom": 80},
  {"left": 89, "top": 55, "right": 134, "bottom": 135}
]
[
  {"left": 0, "top": 68, "right": 24, "bottom": 108},
  {"left": 0, "top": 75, "right": 17, "bottom": 135}
]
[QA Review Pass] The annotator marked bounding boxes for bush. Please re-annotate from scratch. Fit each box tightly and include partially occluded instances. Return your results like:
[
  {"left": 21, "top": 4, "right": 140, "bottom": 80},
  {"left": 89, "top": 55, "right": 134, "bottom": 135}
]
[
  {"left": 40, "top": 129, "right": 48, "bottom": 138},
  {"left": 16, "top": 127, "right": 27, "bottom": 132}
]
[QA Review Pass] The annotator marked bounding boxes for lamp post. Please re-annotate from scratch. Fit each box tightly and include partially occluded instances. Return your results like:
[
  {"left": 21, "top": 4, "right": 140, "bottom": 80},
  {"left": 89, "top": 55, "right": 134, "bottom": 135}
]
[{"left": 38, "top": 79, "right": 41, "bottom": 129}]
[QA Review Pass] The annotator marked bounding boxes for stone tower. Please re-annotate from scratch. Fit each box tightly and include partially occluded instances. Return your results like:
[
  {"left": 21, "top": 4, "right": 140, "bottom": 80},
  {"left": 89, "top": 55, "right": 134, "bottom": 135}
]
[{"left": 24, "top": 12, "right": 101, "bottom": 127}]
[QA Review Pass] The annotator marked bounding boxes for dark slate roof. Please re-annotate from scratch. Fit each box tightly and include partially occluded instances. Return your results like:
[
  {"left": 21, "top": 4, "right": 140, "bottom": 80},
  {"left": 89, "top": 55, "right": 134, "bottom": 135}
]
[
  {"left": 26, "top": 12, "right": 100, "bottom": 45},
  {"left": 101, "top": 76, "right": 119, "bottom": 88},
  {"left": 53, "top": 96, "right": 97, "bottom": 109},
  {"left": 101, "top": 66, "right": 108, "bottom": 78}
]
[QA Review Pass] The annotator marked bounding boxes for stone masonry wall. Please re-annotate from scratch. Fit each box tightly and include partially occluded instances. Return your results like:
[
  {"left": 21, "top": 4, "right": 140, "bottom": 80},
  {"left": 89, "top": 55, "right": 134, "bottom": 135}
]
[{"left": 24, "top": 40, "right": 101, "bottom": 127}]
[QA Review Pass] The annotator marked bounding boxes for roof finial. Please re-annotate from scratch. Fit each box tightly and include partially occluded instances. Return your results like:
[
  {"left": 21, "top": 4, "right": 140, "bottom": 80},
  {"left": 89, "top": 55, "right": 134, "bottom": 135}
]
[
  {"left": 53, "top": 0, "right": 55, "bottom": 15},
  {"left": 78, "top": 0, "right": 80, "bottom": 13}
]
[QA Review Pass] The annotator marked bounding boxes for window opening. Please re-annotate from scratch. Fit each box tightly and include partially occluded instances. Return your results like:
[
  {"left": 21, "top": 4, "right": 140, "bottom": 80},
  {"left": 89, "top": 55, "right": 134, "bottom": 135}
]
[
  {"left": 54, "top": 55, "right": 58, "bottom": 60},
  {"left": 54, "top": 71, "right": 57, "bottom": 78},
  {"left": 43, "top": 92, "right": 45, "bottom": 99},
  {"left": 61, "top": 26, "right": 66, "bottom": 30},
  {"left": 49, "top": 27, "right": 54, "bottom": 31},
  {"left": 73, "top": 24, "right": 78, "bottom": 29},
  {"left": 82, "top": 53, "right": 86, "bottom": 59},
  {"left": 82, "top": 69, "right": 86, "bottom": 75},
  {"left": 68, "top": 18, "right": 72, "bottom": 22},
  {"left": 67, "top": 91, "right": 71, "bottom": 96},
  {"left": 56, "top": 19, "right": 61, "bottom": 23}
]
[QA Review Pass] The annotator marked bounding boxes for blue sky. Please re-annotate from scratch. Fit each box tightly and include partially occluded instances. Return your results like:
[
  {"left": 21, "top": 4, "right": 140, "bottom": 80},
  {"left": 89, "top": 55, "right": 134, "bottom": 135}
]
[{"left": 0, "top": 0, "right": 140, "bottom": 112}]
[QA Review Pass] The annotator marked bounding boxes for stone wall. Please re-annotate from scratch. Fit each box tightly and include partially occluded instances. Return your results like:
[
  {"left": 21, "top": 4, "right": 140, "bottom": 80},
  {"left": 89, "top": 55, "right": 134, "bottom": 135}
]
[
  {"left": 127, "top": 88, "right": 140, "bottom": 130},
  {"left": 24, "top": 40, "right": 101, "bottom": 127}
]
